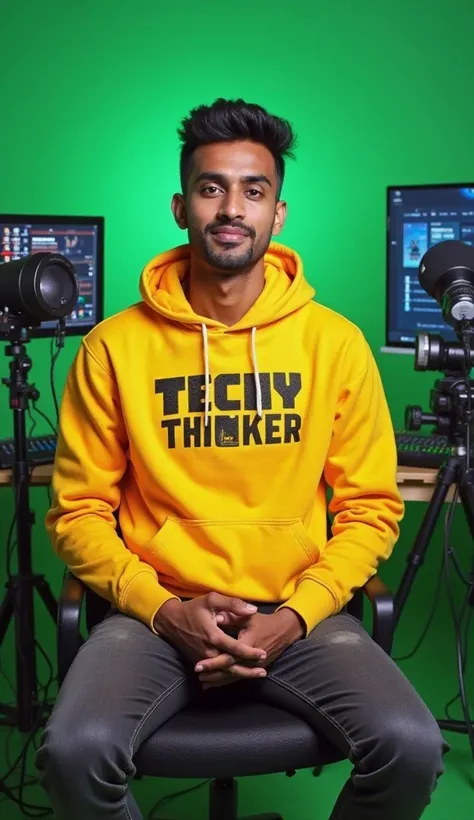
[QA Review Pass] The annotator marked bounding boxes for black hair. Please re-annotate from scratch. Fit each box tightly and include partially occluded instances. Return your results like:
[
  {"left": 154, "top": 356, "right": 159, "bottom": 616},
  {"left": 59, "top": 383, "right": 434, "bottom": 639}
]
[{"left": 178, "top": 98, "right": 296, "bottom": 198}]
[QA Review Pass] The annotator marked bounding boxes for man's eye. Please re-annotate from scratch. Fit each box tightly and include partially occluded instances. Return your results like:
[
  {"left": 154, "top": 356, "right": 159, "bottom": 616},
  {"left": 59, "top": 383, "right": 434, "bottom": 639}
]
[
  {"left": 247, "top": 189, "right": 263, "bottom": 199},
  {"left": 201, "top": 186, "right": 221, "bottom": 195}
]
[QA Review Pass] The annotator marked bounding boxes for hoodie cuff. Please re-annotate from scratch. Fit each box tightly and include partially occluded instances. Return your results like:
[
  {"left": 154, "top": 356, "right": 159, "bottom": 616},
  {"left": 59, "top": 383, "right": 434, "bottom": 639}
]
[
  {"left": 120, "top": 570, "right": 180, "bottom": 633},
  {"left": 277, "top": 578, "right": 338, "bottom": 635}
]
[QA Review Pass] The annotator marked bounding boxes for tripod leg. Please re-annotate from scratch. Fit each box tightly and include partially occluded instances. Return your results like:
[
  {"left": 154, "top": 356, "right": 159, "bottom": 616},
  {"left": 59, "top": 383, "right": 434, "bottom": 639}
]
[
  {"left": 394, "top": 460, "right": 457, "bottom": 626},
  {"left": 0, "top": 585, "right": 14, "bottom": 645},
  {"left": 13, "top": 574, "right": 39, "bottom": 731},
  {"left": 0, "top": 589, "right": 18, "bottom": 725},
  {"left": 35, "top": 576, "right": 58, "bottom": 623}
]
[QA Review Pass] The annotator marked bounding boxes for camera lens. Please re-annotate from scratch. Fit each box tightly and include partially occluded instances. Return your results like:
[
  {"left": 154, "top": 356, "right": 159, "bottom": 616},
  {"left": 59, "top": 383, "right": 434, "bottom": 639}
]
[{"left": 414, "top": 333, "right": 474, "bottom": 372}]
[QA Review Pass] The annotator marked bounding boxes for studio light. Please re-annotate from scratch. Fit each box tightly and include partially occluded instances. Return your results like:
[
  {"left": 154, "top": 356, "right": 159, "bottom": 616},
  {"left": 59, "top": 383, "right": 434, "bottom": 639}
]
[{"left": 0, "top": 252, "right": 78, "bottom": 325}]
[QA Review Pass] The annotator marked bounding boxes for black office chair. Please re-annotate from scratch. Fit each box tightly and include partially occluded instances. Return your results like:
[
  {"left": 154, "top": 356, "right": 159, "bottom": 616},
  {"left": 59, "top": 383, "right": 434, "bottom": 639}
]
[{"left": 57, "top": 568, "right": 394, "bottom": 820}]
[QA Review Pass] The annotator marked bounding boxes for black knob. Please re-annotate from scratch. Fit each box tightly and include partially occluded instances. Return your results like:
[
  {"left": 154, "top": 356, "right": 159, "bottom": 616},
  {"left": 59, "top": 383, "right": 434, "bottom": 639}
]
[{"left": 405, "top": 405, "right": 423, "bottom": 430}]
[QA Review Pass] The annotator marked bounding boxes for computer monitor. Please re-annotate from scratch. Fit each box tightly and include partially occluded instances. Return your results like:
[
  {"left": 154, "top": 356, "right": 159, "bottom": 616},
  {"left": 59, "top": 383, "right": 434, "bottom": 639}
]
[
  {"left": 385, "top": 184, "right": 474, "bottom": 351},
  {"left": 0, "top": 214, "right": 104, "bottom": 338}
]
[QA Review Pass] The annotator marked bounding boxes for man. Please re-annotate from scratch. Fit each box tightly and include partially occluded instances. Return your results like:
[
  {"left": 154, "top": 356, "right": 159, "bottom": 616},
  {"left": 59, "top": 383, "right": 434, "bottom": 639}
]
[{"left": 36, "top": 98, "right": 447, "bottom": 819}]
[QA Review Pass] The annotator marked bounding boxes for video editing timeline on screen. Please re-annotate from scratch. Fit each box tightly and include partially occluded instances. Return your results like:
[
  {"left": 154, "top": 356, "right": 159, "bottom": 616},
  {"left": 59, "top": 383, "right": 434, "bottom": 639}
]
[
  {"left": 387, "top": 185, "right": 474, "bottom": 347},
  {"left": 0, "top": 217, "right": 102, "bottom": 333}
]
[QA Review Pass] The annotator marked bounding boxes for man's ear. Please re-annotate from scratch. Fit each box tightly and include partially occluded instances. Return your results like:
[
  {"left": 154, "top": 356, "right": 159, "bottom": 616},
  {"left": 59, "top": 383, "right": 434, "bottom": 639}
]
[
  {"left": 272, "top": 200, "right": 287, "bottom": 237},
  {"left": 171, "top": 193, "right": 188, "bottom": 230}
]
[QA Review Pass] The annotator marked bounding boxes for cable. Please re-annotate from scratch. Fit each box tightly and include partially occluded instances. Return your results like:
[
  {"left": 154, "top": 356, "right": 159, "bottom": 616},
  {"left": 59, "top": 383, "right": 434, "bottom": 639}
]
[
  {"left": 49, "top": 328, "right": 64, "bottom": 428},
  {"left": 0, "top": 779, "right": 52, "bottom": 816},
  {"left": 31, "top": 401, "right": 57, "bottom": 437},
  {"left": 0, "top": 638, "right": 55, "bottom": 815},
  {"left": 462, "top": 327, "right": 472, "bottom": 473},
  {"left": 6, "top": 482, "right": 19, "bottom": 578},
  {"left": 393, "top": 549, "right": 444, "bottom": 662},
  {"left": 0, "top": 643, "right": 54, "bottom": 816},
  {"left": 443, "top": 522, "right": 474, "bottom": 755},
  {"left": 443, "top": 528, "right": 474, "bottom": 725},
  {"left": 0, "top": 660, "right": 16, "bottom": 701},
  {"left": 29, "top": 400, "right": 57, "bottom": 507},
  {"left": 448, "top": 541, "right": 472, "bottom": 587},
  {"left": 0, "top": 722, "right": 38, "bottom": 805},
  {"left": 36, "top": 640, "right": 55, "bottom": 692},
  {"left": 445, "top": 602, "right": 473, "bottom": 721},
  {"left": 1, "top": 524, "right": 56, "bottom": 814},
  {"left": 148, "top": 779, "right": 210, "bottom": 819},
  {"left": 28, "top": 406, "right": 37, "bottom": 439}
]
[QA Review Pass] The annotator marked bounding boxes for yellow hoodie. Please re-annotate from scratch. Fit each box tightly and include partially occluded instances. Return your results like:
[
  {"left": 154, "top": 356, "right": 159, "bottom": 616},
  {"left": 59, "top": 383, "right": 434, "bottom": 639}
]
[{"left": 46, "top": 242, "right": 404, "bottom": 635}]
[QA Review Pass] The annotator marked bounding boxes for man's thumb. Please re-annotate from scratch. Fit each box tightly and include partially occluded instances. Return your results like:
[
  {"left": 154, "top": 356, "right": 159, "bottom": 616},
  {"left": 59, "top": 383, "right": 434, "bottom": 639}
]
[
  {"left": 216, "top": 610, "right": 251, "bottom": 626},
  {"left": 231, "top": 598, "right": 258, "bottom": 615},
  {"left": 208, "top": 593, "right": 257, "bottom": 616}
]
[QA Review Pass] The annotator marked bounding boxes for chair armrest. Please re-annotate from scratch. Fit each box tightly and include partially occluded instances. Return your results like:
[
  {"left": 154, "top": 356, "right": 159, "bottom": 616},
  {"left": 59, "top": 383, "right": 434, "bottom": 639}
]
[
  {"left": 57, "top": 572, "right": 86, "bottom": 685},
  {"left": 362, "top": 575, "right": 394, "bottom": 655}
]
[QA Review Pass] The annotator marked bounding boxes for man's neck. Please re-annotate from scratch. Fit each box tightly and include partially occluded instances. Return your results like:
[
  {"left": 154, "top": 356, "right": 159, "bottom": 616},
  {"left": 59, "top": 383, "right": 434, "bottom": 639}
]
[{"left": 185, "top": 255, "right": 265, "bottom": 327}]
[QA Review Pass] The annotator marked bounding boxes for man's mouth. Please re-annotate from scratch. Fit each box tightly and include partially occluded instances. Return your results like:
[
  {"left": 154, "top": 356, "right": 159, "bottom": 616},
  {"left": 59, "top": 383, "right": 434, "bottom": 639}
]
[{"left": 210, "top": 227, "right": 249, "bottom": 243}]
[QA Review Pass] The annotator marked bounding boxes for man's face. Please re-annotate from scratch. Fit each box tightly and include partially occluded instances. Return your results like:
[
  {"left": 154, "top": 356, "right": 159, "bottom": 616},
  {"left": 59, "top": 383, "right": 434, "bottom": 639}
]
[{"left": 172, "top": 140, "right": 286, "bottom": 273}]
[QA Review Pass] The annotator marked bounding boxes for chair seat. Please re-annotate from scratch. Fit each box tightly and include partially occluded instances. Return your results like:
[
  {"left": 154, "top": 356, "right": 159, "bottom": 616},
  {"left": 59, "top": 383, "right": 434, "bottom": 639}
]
[{"left": 134, "top": 699, "right": 343, "bottom": 779}]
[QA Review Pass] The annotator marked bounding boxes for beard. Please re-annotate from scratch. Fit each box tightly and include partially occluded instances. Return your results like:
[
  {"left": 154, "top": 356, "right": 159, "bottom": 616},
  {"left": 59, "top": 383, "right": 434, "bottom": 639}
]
[
  {"left": 200, "top": 224, "right": 273, "bottom": 272},
  {"left": 202, "top": 236, "right": 255, "bottom": 270}
]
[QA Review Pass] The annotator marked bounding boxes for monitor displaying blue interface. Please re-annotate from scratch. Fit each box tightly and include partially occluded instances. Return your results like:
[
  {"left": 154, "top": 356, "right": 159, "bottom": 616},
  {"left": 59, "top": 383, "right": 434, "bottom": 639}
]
[
  {"left": 0, "top": 214, "right": 104, "bottom": 337},
  {"left": 386, "top": 184, "right": 474, "bottom": 349}
]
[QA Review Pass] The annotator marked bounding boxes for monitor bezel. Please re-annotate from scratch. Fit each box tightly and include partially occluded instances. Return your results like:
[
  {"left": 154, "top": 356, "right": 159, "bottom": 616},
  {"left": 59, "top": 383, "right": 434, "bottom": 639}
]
[
  {"left": 385, "top": 183, "right": 474, "bottom": 351},
  {"left": 0, "top": 213, "right": 104, "bottom": 339}
]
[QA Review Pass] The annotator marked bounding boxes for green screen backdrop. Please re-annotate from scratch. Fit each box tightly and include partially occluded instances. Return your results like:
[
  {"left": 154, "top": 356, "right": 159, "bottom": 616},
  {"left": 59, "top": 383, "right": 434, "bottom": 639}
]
[{"left": 1, "top": 1, "right": 473, "bottom": 817}]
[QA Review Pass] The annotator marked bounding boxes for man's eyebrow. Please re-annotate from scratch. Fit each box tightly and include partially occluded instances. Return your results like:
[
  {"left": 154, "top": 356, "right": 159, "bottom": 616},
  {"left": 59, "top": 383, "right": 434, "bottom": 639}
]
[
  {"left": 194, "top": 172, "right": 273, "bottom": 188},
  {"left": 243, "top": 174, "right": 272, "bottom": 187}
]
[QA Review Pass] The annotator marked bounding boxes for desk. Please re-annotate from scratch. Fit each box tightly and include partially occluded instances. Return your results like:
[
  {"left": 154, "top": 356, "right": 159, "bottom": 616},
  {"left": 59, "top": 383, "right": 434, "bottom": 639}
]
[
  {"left": 0, "top": 463, "right": 450, "bottom": 503},
  {"left": 0, "top": 463, "right": 54, "bottom": 487}
]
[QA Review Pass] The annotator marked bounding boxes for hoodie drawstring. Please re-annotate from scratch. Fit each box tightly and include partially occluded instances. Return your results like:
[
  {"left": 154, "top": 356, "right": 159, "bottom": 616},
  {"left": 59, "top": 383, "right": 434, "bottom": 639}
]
[
  {"left": 201, "top": 324, "right": 263, "bottom": 426},
  {"left": 201, "top": 324, "right": 211, "bottom": 428},
  {"left": 251, "top": 326, "right": 263, "bottom": 419}
]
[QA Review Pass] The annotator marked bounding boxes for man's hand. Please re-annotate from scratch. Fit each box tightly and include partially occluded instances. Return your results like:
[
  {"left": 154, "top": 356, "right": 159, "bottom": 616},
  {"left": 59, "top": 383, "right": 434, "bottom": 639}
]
[
  {"left": 153, "top": 593, "right": 267, "bottom": 671},
  {"left": 195, "top": 608, "right": 305, "bottom": 688}
]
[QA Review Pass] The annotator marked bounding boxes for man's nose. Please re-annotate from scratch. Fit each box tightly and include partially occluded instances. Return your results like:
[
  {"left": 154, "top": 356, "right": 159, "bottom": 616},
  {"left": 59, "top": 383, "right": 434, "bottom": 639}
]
[{"left": 217, "top": 190, "right": 245, "bottom": 222}]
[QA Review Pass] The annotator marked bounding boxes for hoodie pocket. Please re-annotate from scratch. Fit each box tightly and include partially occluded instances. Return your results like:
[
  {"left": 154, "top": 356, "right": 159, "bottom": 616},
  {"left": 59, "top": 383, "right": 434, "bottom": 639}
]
[{"left": 146, "top": 517, "right": 319, "bottom": 601}]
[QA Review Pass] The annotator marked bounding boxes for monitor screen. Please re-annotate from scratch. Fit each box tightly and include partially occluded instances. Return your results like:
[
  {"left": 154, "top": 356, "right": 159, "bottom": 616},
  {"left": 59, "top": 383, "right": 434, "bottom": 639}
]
[
  {"left": 386, "top": 184, "right": 474, "bottom": 349},
  {"left": 0, "top": 214, "right": 104, "bottom": 337}
]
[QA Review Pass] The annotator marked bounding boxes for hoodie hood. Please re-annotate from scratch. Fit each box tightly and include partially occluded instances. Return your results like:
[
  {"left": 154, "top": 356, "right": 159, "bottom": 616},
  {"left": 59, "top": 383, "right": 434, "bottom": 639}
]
[
  {"left": 139, "top": 241, "right": 315, "bottom": 331},
  {"left": 139, "top": 241, "right": 315, "bottom": 427}
]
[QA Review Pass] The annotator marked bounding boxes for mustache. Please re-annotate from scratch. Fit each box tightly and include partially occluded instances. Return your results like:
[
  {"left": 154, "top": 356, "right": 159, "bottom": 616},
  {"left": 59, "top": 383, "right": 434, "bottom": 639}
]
[{"left": 205, "top": 220, "right": 256, "bottom": 239}]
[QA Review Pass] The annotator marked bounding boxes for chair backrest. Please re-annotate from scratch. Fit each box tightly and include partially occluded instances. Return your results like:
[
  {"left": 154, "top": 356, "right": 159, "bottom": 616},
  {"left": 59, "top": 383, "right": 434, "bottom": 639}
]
[{"left": 85, "top": 584, "right": 111, "bottom": 632}]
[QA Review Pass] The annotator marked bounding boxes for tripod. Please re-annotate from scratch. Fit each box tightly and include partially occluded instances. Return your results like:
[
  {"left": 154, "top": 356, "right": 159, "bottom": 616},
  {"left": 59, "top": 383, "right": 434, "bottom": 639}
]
[
  {"left": 0, "top": 324, "right": 58, "bottom": 732},
  {"left": 395, "top": 450, "right": 474, "bottom": 736}
]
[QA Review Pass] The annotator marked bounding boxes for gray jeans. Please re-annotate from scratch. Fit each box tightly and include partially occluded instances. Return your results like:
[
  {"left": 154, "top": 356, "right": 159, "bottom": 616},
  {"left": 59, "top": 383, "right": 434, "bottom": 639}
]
[{"left": 36, "top": 607, "right": 448, "bottom": 820}]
